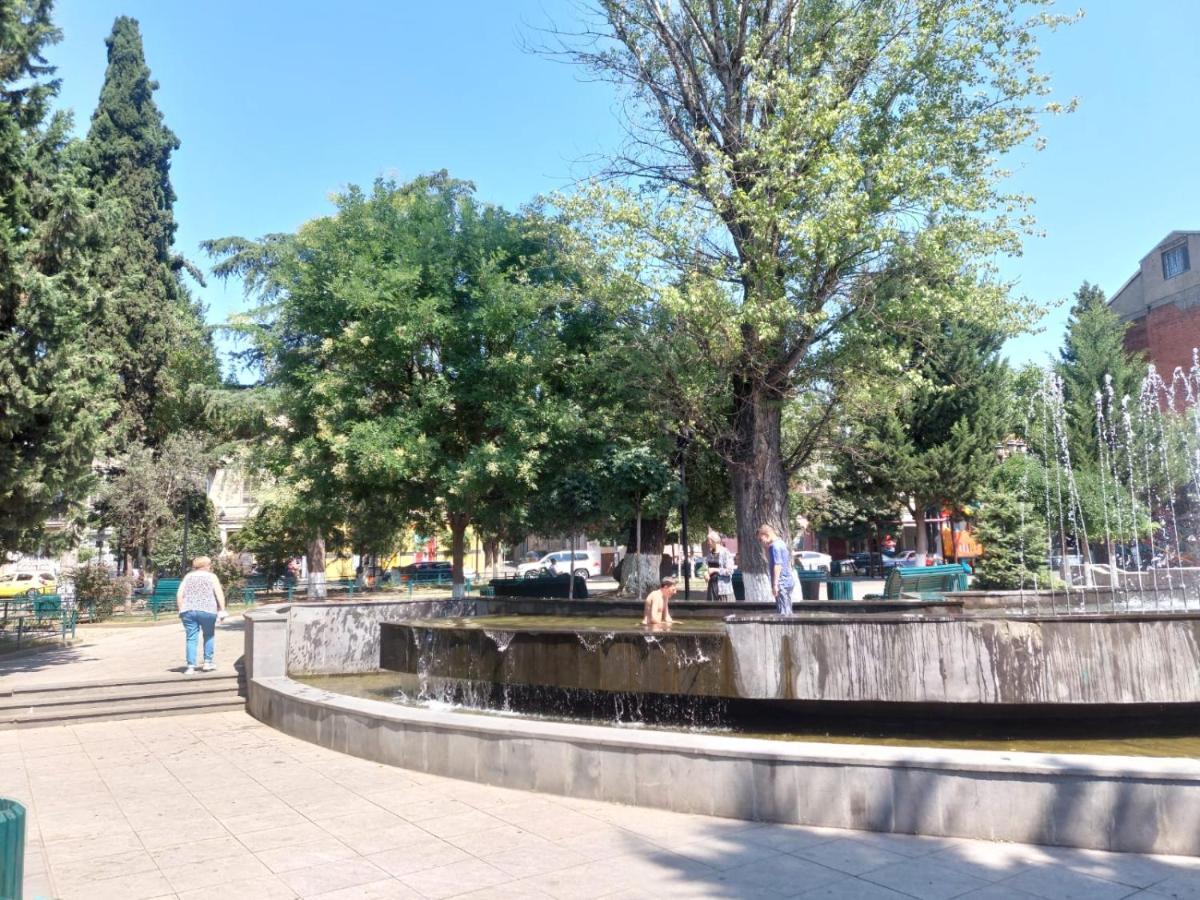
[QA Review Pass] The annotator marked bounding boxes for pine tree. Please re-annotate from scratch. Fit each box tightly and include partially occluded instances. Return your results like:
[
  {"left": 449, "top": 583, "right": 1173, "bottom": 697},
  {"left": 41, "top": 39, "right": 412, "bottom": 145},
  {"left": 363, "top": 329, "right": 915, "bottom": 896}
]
[
  {"left": 85, "top": 16, "right": 218, "bottom": 446},
  {"left": 0, "top": 0, "right": 114, "bottom": 554},
  {"left": 834, "top": 318, "right": 1011, "bottom": 561},
  {"left": 1057, "top": 281, "right": 1145, "bottom": 467}
]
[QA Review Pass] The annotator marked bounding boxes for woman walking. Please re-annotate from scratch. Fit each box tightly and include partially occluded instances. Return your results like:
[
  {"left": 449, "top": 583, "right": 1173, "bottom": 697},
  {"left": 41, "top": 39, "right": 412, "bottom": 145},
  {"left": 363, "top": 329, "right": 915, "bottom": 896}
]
[
  {"left": 176, "top": 556, "right": 227, "bottom": 675},
  {"left": 704, "top": 530, "right": 735, "bottom": 602}
]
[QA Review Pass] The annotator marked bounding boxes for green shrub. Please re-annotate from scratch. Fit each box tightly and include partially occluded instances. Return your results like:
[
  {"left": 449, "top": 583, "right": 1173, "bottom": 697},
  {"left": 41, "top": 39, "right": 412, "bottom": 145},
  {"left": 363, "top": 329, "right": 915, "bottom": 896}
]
[{"left": 67, "top": 562, "right": 131, "bottom": 621}]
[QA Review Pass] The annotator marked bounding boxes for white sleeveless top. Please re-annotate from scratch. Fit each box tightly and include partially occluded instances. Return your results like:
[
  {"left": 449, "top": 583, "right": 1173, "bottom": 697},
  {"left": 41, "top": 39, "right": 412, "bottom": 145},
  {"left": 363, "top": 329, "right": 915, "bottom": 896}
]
[{"left": 177, "top": 571, "right": 221, "bottom": 614}]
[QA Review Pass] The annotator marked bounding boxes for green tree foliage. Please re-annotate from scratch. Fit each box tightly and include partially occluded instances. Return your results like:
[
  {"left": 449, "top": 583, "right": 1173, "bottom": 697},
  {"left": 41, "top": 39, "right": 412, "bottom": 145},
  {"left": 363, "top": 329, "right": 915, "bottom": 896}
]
[
  {"left": 557, "top": 0, "right": 1069, "bottom": 600},
  {"left": 208, "top": 174, "right": 587, "bottom": 597},
  {"left": 148, "top": 494, "right": 223, "bottom": 576},
  {"left": 0, "top": 0, "right": 114, "bottom": 555},
  {"left": 832, "top": 318, "right": 1011, "bottom": 558},
  {"left": 1057, "top": 282, "right": 1144, "bottom": 467},
  {"left": 96, "top": 432, "right": 212, "bottom": 568},
  {"left": 973, "top": 456, "right": 1051, "bottom": 590},
  {"left": 84, "top": 16, "right": 218, "bottom": 445}
]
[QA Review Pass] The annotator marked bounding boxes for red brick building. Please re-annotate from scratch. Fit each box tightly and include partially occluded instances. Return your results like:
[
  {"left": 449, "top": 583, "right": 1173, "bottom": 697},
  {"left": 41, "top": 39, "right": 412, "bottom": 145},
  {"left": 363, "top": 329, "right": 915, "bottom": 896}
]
[{"left": 1109, "top": 231, "right": 1200, "bottom": 377}]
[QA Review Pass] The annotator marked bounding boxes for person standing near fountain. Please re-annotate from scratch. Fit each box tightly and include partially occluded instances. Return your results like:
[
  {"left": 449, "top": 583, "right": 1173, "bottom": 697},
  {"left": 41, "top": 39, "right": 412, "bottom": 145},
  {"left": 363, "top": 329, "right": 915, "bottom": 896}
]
[
  {"left": 705, "top": 530, "right": 735, "bottom": 602},
  {"left": 758, "top": 525, "right": 795, "bottom": 615},
  {"left": 641, "top": 576, "right": 677, "bottom": 627}
]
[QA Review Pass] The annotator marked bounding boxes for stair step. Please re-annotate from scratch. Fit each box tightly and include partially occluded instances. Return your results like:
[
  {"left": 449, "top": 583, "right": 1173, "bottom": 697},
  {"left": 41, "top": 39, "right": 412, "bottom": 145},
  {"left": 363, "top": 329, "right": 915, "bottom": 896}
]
[
  {"left": 0, "top": 677, "right": 243, "bottom": 711},
  {"left": 0, "top": 693, "right": 245, "bottom": 728},
  {"left": 2, "top": 671, "right": 243, "bottom": 696}
]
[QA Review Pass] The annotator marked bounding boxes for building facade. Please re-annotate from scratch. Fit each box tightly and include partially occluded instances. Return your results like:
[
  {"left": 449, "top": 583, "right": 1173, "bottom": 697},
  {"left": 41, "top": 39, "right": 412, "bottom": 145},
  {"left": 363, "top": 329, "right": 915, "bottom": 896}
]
[{"left": 1109, "top": 231, "right": 1200, "bottom": 377}]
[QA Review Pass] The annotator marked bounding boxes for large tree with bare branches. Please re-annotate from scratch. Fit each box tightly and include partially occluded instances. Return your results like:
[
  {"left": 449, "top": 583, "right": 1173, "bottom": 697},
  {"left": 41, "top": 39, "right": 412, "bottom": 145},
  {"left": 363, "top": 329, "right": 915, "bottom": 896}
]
[{"left": 553, "top": 0, "right": 1068, "bottom": 600}]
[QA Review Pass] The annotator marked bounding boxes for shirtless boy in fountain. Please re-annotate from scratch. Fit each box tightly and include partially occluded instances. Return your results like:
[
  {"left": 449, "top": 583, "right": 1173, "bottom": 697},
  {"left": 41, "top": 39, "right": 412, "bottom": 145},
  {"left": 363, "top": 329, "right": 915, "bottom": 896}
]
[{"left": 641, "top": 576, "right": 677, "bottom": 628}]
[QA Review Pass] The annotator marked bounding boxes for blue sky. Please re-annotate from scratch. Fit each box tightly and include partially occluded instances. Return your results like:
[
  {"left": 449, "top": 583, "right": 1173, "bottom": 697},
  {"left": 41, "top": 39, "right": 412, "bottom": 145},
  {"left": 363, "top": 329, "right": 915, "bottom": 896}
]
[{"left": 48, "top": 0, "right": 1200, "bottom": 372}]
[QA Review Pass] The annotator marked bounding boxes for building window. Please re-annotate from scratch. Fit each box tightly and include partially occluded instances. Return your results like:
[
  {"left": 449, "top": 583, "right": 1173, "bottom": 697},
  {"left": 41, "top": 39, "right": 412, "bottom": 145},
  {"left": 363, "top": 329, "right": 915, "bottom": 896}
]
[{"left": 1162, "top": 243, "right": 1190, "bottom": 280}]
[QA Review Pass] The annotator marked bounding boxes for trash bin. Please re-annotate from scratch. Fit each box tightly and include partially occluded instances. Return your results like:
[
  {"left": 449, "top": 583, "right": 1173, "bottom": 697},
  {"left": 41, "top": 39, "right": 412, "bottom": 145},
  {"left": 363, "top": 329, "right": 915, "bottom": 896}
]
[
  {"left": 0, "top": 798, "right": 25, "bottom": 900},
  {"left": 827, "top": 579, "right": 853, "bottom": 601},
  {"left": 799, "top": 575, "right": 822, "bottom": 602},
  {"left": 831, "top": 560, "right": 842, "bottom": 576}
]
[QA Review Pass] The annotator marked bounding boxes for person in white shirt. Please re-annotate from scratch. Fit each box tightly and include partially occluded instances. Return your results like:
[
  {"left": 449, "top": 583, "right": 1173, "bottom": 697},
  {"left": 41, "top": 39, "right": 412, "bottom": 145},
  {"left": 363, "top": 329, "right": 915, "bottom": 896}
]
[{"left": 176, "top": 556, "right": 227, "bottom": 675}]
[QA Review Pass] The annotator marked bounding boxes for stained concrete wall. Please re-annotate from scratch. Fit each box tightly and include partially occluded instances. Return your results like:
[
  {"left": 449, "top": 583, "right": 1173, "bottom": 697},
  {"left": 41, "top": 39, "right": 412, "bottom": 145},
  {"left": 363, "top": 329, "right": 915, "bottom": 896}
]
[{"left": 726, "top": 614, "right": 1200, "bottom": 705}]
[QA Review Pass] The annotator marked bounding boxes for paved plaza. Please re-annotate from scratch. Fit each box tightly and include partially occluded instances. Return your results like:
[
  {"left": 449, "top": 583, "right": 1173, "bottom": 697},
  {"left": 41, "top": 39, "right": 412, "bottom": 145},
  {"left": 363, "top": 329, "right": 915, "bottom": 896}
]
[{"left": 3, "top": 618, "right": 1200, "bottom": 899}]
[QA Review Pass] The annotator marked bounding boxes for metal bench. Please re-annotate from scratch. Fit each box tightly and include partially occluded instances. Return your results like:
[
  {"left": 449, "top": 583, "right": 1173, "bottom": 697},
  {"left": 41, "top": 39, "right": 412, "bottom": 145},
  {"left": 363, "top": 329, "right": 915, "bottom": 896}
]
[
  {"left": 240, "top": 576, "right": 270, "bottom": 606},
  {"left": 146, "top": 578, "right": 181, "bottom": 619},
  {"left": 880, "top": 563, "right": 970, "bottom": 600}
]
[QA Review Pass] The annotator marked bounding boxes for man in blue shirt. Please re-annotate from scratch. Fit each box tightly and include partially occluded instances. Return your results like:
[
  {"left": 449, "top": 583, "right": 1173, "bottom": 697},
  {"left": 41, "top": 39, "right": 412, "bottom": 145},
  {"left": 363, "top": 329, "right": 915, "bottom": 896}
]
[{"left": 757, "top": 524, "right": 794, "bottom": 614}]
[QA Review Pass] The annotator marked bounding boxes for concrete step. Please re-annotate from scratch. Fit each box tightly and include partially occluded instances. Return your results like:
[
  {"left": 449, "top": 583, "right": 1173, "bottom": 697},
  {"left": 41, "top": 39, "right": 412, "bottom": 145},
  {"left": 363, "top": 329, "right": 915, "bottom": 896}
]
[
  {"left": 0, "top": 692, "right": 245, "bottom": 728},
  {"left": 0, "top": 674, "right": 242, "bottom": 711},
  {"left": 1, "top": 670, "right": 243, "bottom": 696}
]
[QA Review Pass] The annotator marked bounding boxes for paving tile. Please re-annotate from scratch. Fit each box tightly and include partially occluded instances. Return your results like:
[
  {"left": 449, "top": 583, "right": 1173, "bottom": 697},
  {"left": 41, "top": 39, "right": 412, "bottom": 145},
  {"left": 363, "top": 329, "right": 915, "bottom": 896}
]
[
  {"left": 444, "top": 823, "right": 547, "bottom": 857},
  {"left": 257, "top": 837, "right": 362, "bottom": 874},
  {"left": 280, "top": 859, "right": 392, "bottom": 898},
  {"left": 796, "top": 880, "right": 917, "bottom": 899},
  {"left": 176, "top": 873, "right": 299, "bottom": 900},
  {"left": 484, "top": 841, "right": 591, "bottom": 878},
  {"left": 398, "top": 857, "right": 513, "bottom": 899},
  {"left": 50, "top": 848, "right": 159, "bottom": 887},
  {"left": 1122, "top": 872, "right": 1200, "bottom": 899},
  {"left": 367, "top": 837, "right": 473, "bottom": 877},
  {"left": 238, "top": 820, "right": 335, "bottom": 852},
  {"left": 1038, "top": 846, "right": 1200, "bottom": 890},
  {"left": 742, "top": 824, "right": 842, "bottom": 855},
  {"left": 956, "top": 886, "right": 1044, "bottom": 899},
  {"left": 793, "top": 837, "right": 909, "bottom": 876},
  {"left": 1004, "top": 864, "right": 1144, "bottom": 900},
  {"left": 149, "top": 834, "right": 247, "bottom": 868},
  {"left": 550, "top": 826, "right": 662, "bottom": 862},
  {"left": 716, "top": 853, "right": 848, "bottom": 896},
  {"left": 928, "top": 838, "right": 1048, "bottom": 882},
  {"left": 309, "top": 879, "right": 424, "bottom": 899},
  {"left": 671, "top": 834, "right": 784, "bottom": 870},
  {"left": 862, "top": 857, "right": 993, "bottom": 899},
  {"left": 57, "top": 868, "right": 176, "bottom": 900},
  {"left": 160, "top": 850, "right": 273, "bottom": 892},
  {"left": 416, "top": 808, "right": 508, "bottom": 838}
]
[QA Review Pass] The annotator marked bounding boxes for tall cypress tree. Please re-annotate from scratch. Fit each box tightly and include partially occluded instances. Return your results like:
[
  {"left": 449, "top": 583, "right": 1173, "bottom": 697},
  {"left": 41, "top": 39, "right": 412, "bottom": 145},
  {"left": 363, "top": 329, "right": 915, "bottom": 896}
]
[
  {"left": 0, "top": 0, "right": 115, "bottom": 554},
  {"left": 1057, "top": 281, "right": 1144, "bottom": 467},
  {"left": 85, "top": 16, "right": 217, "bottom": 446}
]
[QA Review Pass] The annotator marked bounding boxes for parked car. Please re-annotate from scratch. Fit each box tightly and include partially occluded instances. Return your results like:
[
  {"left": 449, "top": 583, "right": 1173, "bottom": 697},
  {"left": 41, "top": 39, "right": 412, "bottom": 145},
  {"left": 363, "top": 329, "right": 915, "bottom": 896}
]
[
  {"left": 880, "top": 551, "right": 919, "bottom": 569},
  {"left": 0, "top": 571, "right": 56, "bottom": 599},
  {"left": 516, "top": 550, "right": 602, "bottom": 580},
  {"left": 793, "top": 551, "right": 832, "bottom": 573}
]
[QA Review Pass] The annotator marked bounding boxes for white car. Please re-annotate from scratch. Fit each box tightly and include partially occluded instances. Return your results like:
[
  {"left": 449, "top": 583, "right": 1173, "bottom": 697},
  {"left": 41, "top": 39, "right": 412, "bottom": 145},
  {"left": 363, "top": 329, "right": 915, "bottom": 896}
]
[
  {"left": 793, "top": 550, "right": 832, "bottom": 573},
  {"left": 516, "top": 550, "right": 602, "bottom": 580}
]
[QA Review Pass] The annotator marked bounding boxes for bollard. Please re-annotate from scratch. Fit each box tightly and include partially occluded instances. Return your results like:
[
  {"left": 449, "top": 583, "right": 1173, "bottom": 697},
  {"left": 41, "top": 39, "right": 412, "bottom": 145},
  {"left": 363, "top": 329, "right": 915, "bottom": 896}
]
[{"left": 0, "top": 798, "right": 25, "bottom": 900}]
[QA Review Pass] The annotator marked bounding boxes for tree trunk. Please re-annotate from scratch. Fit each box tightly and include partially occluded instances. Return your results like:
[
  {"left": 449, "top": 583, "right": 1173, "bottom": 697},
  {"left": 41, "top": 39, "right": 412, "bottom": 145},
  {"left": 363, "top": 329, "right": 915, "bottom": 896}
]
[
  {"left": 619, "top": 515, "right": 666, "bottom": 598},
  {"left": 730, "top": 384, "right": 790, "bottom": 603},
  {"left": 449, "top": 512, "right": 469, "bottom": 600},
  {"left": 914, "top": 503, "right": 928, "bottom": 567},
  {"left": 307, "top": 529, "right": 327, "bottom": 598}
]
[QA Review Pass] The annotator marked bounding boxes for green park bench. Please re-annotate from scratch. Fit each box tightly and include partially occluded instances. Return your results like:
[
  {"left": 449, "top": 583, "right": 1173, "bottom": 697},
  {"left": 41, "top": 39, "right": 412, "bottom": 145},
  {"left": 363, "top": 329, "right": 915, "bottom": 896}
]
[
  {"left": 1, "top": 594, "right": 78, "bottom": 648},
  {"left": 880, "top": 563, "right": 970, "bottom": 600},
  {"left": 240, "top": 575, "right": 270, "bottom": 606},
  {"left": 731, "top": 570, "right": 830, "bottom": 602},
  {"left": 146, "top": 578, "right": 181, "bottom": 619}
]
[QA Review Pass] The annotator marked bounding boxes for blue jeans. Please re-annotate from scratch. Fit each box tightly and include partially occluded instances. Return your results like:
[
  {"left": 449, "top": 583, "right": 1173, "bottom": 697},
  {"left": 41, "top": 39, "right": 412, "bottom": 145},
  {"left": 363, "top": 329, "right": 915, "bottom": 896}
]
[
  {"left": 180, "top": 610, "right": 217, "bottom": 666},
  {"left": 775, "top": 585, "right": 794, "bottom": 615}
]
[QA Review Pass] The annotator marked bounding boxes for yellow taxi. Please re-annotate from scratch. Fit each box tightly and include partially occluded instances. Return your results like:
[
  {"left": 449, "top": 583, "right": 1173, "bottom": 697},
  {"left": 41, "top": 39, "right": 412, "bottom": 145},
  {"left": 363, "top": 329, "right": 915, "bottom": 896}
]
[{"left": 0, "top": 571, "right": 56, "bottom": 598}]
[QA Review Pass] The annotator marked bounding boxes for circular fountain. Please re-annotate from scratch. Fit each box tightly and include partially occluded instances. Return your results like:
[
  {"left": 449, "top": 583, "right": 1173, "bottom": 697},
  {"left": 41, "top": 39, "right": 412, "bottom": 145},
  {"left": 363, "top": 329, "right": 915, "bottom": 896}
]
[{"left": 242, "top": 356, "right": 1200, "bottom": 856}]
